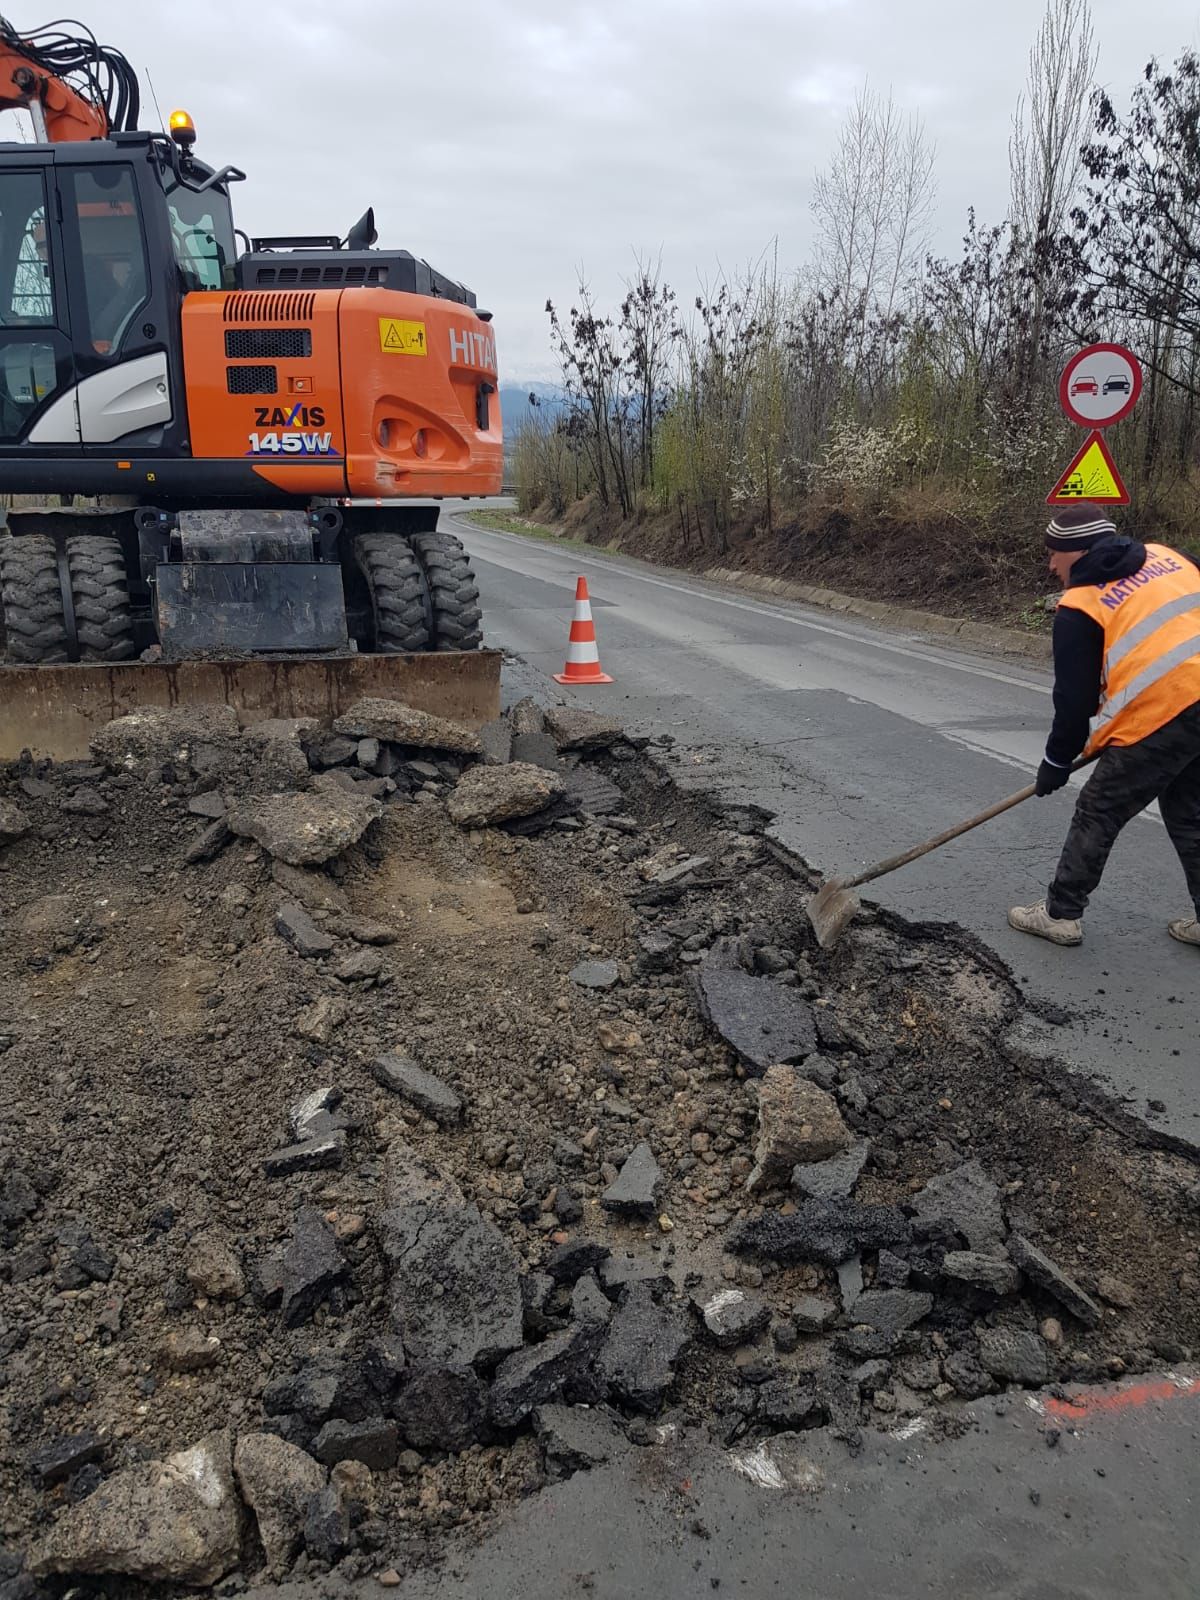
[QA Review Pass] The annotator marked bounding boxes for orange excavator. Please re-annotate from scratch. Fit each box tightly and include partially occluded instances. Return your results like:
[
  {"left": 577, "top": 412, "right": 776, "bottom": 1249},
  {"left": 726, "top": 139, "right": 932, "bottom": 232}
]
[{"left": 0, "top": 16, "right": 502, "bottom": 732}]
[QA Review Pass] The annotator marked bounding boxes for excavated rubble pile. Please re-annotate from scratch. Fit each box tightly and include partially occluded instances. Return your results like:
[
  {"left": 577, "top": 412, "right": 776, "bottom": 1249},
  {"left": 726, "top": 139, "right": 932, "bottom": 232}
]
[{"left": 0, "top": 695, "right": 1197, "bottom": 1596}]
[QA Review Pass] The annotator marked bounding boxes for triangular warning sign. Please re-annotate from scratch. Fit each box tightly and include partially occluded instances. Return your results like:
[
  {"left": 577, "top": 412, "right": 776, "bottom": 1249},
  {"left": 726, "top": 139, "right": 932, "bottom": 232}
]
[
  {"left": 383, "top": 322, "right": 403, "bottom": 349},
  {"left": 1047, "top": 430, "right": 1129, "bottom": 505}
]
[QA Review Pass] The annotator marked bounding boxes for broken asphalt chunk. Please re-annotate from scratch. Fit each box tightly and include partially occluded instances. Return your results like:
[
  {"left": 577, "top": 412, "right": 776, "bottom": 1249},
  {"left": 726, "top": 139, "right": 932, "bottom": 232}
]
[
  {"left": 596, "top": 1281, "right": 690, "bottom": 1414},
  {"left": 510, "top": 730, "right": 562, "bottom": 772},
  {"left": 275, "top": 902, "right": 335, "bottom": 958},
  {"left": 941, "top": 1251, "right": 1021, "bottom": 1296},
  {"left": 910, "top": 1160, "right": 1005, "bottom": 1252},
  {"left": 544, "top": 705, "right": 625, "bottom": 751},
  {"left": 264, "top": 1133, "right": 345, "bottom": 1177},
  {"left": 730, "top": 1198, "right": 910, "bottom": 1266},
  {"left": 792, "top": 1294, "right": 838, "bottom": 1334},
  {"left": 571, "top": 1273, "right": 614, "bottom": 1324},
  {"left": 792, "top": 1139, "right": 871, "bottom": 1201},
  {"left": 393, "top": 1363, "right": 488, "bottom": 1453},
  {"left": 371, "top": 1053, "right": 463, "bottom": 1125},
  {"left": 1006, "top": 1234, "right": 1102, "bottom": 1328},
  {"left": 311, "top": 1417, "right": 398, "bottom": 1472},
  {"left": 227, "top": 786, "right": 381, "bottom": 867},
  {"left": 380, "top": 1184, "right": 523, "bottom": 1369},
  {"left": 600, "top": 1143, "right": 662, "bottom": 1219},
  {"left": 691, "top": 1286, "right": 771, "bottom": 1349},
  {"left": 977, "top": 1327, "right": 1049, "bottom": 1386},
  {"left": 489, "top": 1320, "right": 607, "bottom": 1428},
  {"left": 534, "top": 1403, "right": 630, "bottom": 1479},
  {"left": 29, "top": 1431, "right": 104, "bottom": 1487},
  {"left": 447, "top": 762, "right": 564, "bottom": 828},
  {"left": 695, "top": 942, "right": 817, "bottom": 1073},
  {"left": 332, "top": 698, "right": 482, "bottom": 755},
  {"left": 184, "top": 818, "right": 231, "bottom": 864},
  {"left": 546, "top": 1238, "right": 611, "bottom": 1284},
  {"left": 848, "top": 1289, "right": 933, "bottom": 1336},
  {"left": 279, "top": 1208, "right": 347, "bottom": 1329}
]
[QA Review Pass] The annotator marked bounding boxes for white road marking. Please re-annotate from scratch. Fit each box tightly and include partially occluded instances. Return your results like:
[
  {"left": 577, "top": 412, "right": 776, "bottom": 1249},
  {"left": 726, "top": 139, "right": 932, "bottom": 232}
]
[{"left": 455, "top": 519, "right": 1054, "bottom": 700}]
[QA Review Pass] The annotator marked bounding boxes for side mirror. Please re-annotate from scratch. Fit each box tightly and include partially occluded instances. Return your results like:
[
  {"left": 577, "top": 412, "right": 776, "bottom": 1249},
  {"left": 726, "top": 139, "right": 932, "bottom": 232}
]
[{"left": 346, "top": 207, "right": 377, "bottom": 251}]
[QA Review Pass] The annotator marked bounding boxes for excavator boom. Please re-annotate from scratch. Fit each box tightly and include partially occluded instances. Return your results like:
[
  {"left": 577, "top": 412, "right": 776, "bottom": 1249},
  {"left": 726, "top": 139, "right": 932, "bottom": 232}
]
[{"left": 0, "top": 15, "right": 138, "bottom": 141}]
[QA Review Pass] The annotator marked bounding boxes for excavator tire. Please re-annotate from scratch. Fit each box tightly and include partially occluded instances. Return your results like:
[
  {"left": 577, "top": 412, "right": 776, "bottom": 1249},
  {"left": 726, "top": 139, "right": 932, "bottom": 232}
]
[
  {"left": 407, "top": 529, "right": 483, "bottom": 651},
  {"left": 64, "top": 536, "right": 137, "bottom": 662},
  {"left": 0, "top": 534, "right": 136, "bottom": 664},
  {"left": 1, "top": 535, "right": 70, "bottom": 664},
  {"left": 353, "top": 533, "right": 431, "bottom": 654}
]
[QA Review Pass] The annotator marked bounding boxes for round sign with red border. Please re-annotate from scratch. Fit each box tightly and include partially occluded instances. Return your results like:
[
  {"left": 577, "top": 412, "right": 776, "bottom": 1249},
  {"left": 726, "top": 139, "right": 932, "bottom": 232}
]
[{"left": 1059, "top": 343, "right": 1142, "bottom": 428}]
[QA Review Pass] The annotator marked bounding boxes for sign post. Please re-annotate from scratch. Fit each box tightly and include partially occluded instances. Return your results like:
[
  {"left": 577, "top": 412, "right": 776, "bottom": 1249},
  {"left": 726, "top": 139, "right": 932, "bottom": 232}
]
[{"left": 1047, "top": 341, "right": 1142, "bottom": 507}]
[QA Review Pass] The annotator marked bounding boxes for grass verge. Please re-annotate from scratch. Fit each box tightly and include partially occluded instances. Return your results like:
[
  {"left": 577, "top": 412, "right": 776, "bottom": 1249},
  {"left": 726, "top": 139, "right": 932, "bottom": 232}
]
[{"left": 462, "top": 509, "right": 604, "bottom": 553}]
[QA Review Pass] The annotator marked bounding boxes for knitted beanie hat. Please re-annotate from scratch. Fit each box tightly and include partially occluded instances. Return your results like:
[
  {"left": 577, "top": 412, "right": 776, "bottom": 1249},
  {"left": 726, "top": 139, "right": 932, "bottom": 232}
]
[{"left": 1045, "top": 502, "right": 1117, "bottom": 552}]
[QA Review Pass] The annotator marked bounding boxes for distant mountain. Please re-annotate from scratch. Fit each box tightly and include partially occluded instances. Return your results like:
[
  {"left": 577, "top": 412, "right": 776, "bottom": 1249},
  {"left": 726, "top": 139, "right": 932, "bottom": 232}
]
[{"left": 498, "top": 382, "right": 566, "bottom": 434}]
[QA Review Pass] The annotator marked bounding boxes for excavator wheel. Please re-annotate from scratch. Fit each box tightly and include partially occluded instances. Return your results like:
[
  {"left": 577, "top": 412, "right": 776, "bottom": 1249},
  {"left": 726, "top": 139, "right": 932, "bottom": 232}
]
[
  {"left": 353, "top": 533, "right": 431, "bottom": 654},
  {"left": 407, "top": 529, "right": 483, "bottom": 652},
  {"left": 0, "top": 533, "right": 135, "bottom": 665},
  {"left": 1, "top": 535, "right": 69, "bottom": 664},
  {"left": 64, "top": 536, "right": 137, "bottom": 662}
]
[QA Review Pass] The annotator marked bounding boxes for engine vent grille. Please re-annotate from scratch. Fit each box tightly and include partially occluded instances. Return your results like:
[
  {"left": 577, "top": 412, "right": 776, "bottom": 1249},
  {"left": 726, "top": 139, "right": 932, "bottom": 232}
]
[
  {"left": 226, "top": 364, "right": 278, "bottom": 395},
  {"left": 252, "top": 263, "right": 387, "bottom": 287},
  {"left": 224, "top": 328, "right": 312, "bottom": 360},
  {"left": 223, "top": 292, "right": 316, "bottom": 323}
]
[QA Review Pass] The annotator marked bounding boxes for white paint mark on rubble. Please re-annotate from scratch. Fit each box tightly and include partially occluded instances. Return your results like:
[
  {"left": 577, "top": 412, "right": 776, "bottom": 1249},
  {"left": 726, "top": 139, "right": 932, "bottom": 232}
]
[
  {"left": 702, "top": 1288, "right": 745, "bottom": 1318},
  {"left": 727, "top": 1438, "right": 825, "bottom": 1494},
  {"left": 728, "top": 1443, "right": 789, "bottom": 1490},
  {"left": 889, "top": 1418, "right": 927, "bottom": 1442}
]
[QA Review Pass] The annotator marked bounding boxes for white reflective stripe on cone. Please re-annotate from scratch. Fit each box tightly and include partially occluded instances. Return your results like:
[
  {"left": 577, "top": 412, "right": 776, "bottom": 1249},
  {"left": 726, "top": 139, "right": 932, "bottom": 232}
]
[{"left": 567, "top": 641, "right": 598, "bottom": 663}]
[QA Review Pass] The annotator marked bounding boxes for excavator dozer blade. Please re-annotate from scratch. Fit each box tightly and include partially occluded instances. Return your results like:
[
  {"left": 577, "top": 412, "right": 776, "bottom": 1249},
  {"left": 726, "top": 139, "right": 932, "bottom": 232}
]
[{"left": 0, "top": 651, "right": 501, "bottom": 763}]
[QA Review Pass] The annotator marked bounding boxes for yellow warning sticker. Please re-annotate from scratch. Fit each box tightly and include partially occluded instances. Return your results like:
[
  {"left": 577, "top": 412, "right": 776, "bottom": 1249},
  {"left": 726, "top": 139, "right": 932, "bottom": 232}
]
[{"left": 378, "top": 318, "right": 428, "bottom": 356}]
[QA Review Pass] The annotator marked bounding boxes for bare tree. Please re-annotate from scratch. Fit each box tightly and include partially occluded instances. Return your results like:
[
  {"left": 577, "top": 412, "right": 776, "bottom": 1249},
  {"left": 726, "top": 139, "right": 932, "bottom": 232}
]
[
  {"left": 810, "top": 84, "right": 936, "bottom": 378},
  {"left": 1009, "top": 0, "right": 1098, "bottom": 244}
]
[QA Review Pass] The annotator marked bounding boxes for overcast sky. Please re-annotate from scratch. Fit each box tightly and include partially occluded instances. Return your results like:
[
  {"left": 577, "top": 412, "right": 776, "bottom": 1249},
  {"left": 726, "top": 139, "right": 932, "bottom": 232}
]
[{"left": 21, "top": 1, "right": 1199, "bottom": 376}]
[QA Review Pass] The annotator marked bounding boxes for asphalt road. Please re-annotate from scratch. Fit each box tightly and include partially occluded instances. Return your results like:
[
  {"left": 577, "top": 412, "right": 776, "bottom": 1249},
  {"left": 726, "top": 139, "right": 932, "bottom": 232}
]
[
  {"left": 255, "top": 1377, "right": 1200, "bottom": 1600},
  {"left": 446, "top": 506, "right": 1200, "bottom": 1147}
]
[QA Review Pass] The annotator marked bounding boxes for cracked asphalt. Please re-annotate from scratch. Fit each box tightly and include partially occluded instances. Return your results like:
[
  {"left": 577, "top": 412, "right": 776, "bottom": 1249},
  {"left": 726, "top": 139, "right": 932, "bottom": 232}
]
[
  {"left": 255, "top": 1378, "right": 1200, "bottom": 1600},
  {"left": 449, "top": 505, "right": 1200, "bottom": 1149}
]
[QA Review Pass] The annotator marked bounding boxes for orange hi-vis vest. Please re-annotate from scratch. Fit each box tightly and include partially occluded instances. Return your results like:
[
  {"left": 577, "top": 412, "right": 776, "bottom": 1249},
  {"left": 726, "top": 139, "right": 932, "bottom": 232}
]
[{"left": 1058, "top": 542, "right": 1200, "bottom": 751}]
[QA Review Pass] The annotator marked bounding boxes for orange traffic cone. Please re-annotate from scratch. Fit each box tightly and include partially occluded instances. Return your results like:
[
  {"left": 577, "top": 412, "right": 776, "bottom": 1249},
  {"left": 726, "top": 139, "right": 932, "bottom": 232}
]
[{"left": 554, "top": 576, "right": 613, "bottom": 685}]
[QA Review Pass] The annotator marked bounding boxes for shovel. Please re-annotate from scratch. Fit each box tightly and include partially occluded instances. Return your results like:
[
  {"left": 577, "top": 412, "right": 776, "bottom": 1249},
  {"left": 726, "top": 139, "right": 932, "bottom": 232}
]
[{"left": 806, "top": 755, "right": 1098, "bottom": 950}]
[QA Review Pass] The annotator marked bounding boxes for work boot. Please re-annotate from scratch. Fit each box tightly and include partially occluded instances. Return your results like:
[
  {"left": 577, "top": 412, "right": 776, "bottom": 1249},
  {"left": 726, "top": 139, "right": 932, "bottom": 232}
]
[
  {"left": 1168, "top": 917, "right": 1200, "bottom": 946},
  {"left": 1007, "top": 901, "right": 1083, "bottom": 946}
]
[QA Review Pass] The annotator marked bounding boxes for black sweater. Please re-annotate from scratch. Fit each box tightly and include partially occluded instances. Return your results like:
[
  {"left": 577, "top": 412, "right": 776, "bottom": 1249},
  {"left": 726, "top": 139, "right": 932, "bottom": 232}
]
[{"left": 1046, "top": 537, "right": 1200, "bottom": 766}]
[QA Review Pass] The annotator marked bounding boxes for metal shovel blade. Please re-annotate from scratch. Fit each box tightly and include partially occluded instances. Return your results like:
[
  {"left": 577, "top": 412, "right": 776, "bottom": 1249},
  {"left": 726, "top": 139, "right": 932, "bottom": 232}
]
[{"left": 807, "top": 877, "right": 862, "bottom": 950}]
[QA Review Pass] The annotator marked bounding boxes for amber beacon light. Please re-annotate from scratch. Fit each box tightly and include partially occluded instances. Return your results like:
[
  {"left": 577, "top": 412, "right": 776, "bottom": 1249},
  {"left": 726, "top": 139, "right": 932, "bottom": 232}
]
[{"left": 168, "top": 108, "right": 196, "bottom": 148}]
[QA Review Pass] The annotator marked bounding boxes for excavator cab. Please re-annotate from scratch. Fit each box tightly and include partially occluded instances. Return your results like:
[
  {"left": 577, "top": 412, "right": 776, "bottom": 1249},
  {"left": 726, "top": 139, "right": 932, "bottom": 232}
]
[{"left": 0, "top": 138, "right": 233, "bottom": 464}]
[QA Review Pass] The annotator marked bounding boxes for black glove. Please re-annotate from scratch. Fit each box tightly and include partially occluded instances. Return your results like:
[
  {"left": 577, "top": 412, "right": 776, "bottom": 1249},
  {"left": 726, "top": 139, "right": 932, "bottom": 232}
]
[{"left": 1035, "top": 759, "right": 1071, "bottom": 797}]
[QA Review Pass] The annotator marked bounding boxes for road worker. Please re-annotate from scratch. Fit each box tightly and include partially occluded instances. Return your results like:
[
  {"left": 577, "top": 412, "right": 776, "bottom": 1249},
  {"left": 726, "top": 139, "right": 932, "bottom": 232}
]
[{"left": 1009, "top": 501, "right": 1200, "bottom": 947}]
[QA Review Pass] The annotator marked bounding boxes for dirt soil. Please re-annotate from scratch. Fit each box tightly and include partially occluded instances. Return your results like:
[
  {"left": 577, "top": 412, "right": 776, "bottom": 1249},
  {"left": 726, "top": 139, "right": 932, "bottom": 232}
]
[
  {"left": 0, "top": 714, "right": 1197, "bottom": 1595},
  {"left": 498, "top": 498, "right": 1200, "bottom": 632}
]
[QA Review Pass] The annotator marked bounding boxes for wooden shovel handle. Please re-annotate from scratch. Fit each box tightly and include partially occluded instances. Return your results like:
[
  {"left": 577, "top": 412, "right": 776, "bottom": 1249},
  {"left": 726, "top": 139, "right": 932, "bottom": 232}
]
[{"left": 844, "top": 755, "right": 1097, "bottom": 892}]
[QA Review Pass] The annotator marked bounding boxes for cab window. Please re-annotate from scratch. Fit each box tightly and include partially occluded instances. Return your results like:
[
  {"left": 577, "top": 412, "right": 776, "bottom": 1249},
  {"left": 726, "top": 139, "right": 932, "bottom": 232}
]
[
  {"left": 0, "top": 170, "right": 54, "bottom": 324},
  {"left": 166, "top": 182, "right": 235, "bottom": 291},
  {"left": 63, "top": 164, "right": 149, "bottom": 356},
  {"left": 0, "top": 169, "right": 60, "bottom": 440}
]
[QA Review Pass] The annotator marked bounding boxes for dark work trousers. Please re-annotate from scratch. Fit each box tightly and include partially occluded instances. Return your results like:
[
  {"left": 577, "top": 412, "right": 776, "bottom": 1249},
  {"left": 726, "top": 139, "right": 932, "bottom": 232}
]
[{"left": 1047, "top": 699, "right": 1200, "bottom": 920}]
